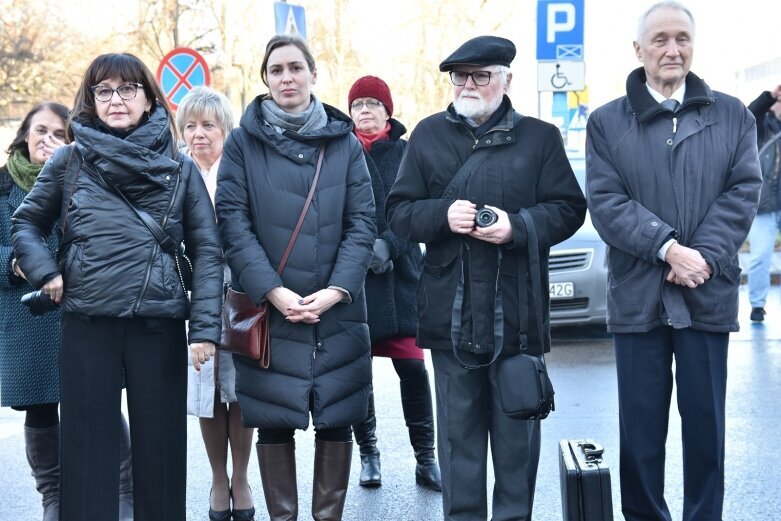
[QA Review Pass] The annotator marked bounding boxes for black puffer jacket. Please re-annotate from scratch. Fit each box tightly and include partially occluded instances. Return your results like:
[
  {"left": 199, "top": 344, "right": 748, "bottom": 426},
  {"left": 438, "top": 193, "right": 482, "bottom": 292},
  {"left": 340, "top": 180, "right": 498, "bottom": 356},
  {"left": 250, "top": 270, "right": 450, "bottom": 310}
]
[
  {"left": 363, "top": 119, "right": 423, "bottom": 343},
  {"left": 11, "top": 107, "right": 223, "bottom": 344},
  {"left": 216, "top": 96, "right": 375, "bottom": 430}
]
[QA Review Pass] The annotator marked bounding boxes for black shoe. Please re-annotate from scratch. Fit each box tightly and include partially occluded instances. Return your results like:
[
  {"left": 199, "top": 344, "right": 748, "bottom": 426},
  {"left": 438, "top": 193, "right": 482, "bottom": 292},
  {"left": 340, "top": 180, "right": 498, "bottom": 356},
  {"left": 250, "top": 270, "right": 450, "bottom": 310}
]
[
  {"left": 415, "top": 460, "right": 442, "bottom": 491},
  {"left": 359, "top": 453, "right": 382, "bottom": 487},
  {"left": 751, "top": 307, "right": 766, "bottom": 322},
  {"left": 208, "top": 487, "right": 231, "bottom": 521},
  {"left": 231, "top": 506, "right": 256, "bottom": 521}
]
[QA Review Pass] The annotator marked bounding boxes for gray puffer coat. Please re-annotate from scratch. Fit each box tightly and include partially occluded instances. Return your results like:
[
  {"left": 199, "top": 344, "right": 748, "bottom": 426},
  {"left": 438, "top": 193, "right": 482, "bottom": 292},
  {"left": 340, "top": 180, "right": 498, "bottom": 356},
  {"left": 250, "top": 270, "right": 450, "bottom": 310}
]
[{"left": 216, "top": 95, "right": 375, "bottom": 430}]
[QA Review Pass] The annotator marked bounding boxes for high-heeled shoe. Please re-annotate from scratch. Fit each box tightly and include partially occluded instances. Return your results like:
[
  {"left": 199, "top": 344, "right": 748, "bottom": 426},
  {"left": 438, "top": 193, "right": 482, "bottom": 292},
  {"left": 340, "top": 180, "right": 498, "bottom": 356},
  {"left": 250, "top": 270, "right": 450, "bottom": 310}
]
[
  {"left": 230, "top": 486, "right": 256, "bottom": 521},
  {"left": 208, "top": 487, "right": 232, "bottom": 521}
]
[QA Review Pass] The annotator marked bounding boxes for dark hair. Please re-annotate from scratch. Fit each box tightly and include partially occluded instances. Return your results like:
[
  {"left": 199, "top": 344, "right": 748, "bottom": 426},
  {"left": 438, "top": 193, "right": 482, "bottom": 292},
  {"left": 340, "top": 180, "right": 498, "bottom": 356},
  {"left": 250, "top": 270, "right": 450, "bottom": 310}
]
[
  {"left": 6, "top": 102, "right": 70, "bottom": 160},
  {"left": 260, "top": 35, "right": 317, "bottom": 88},
  {"left": 68, "top": 53, "right": 178, "bottom": 147}
]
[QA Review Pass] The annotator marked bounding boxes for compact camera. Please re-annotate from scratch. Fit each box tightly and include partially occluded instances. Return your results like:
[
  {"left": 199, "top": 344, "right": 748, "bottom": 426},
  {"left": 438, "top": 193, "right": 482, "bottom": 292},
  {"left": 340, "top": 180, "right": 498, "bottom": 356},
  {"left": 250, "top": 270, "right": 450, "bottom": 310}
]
[
  {"left": 20, "top": 290, "right": 59, "bottom": 316},
  {"left": 475, "top": 207, "right": 499, "bottom": 228}
]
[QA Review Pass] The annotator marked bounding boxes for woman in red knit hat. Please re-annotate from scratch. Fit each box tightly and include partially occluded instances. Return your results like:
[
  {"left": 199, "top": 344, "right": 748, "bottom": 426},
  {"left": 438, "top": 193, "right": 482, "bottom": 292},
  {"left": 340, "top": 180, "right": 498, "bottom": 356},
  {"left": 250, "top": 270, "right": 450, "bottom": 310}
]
[{"left": 348, "top": 75, "right": 442, "bottom": 491}]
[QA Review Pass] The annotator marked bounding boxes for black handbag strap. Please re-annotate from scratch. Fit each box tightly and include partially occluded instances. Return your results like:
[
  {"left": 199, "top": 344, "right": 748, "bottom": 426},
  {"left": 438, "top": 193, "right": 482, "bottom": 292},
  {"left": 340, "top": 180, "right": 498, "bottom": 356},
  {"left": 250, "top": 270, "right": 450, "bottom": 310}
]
[
  {"left": 96, "top": 163, "right": 183, "bottom": 256},
  {"left": 518, "top": 208, "right": 548, "bottom": 364},
  {"left": 60, "top": 146, "right": 83, "bottom": 236},
  {"left": 277, "top": 144, "right": 326, "bottom": 275}
]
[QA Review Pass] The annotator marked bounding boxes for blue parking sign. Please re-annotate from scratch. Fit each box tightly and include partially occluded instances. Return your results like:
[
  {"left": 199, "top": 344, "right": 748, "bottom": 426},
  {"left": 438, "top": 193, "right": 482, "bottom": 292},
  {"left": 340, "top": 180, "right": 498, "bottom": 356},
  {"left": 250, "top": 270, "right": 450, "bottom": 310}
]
[
  {"left": 536, "top": 0, "right": 584, "bottom": 60},
  {"left": 274, "top": 2, "right": 307, "bottom": 40}
]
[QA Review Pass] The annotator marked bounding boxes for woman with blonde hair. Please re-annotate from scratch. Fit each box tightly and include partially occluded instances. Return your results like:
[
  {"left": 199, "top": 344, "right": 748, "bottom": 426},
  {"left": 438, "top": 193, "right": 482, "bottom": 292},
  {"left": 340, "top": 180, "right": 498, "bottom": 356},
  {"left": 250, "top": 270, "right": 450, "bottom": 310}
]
[{"left": 177, "top": 86, "right": 255, "bottom": 521}]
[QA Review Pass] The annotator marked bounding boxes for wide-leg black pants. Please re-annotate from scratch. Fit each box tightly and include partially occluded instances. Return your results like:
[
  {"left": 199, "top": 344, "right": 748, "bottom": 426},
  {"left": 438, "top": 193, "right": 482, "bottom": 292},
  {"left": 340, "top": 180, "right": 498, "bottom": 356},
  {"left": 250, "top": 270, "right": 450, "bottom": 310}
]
[{"left": 59, "top": 313, "right": 187, "bottom": 521}]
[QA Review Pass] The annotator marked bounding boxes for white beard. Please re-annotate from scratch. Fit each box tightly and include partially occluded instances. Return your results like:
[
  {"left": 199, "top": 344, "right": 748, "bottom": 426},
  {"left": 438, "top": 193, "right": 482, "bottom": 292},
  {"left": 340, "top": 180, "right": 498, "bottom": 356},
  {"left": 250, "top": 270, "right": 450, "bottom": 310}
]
[{"left": 453, "top": 92, "right": 503, "bottom": 122}]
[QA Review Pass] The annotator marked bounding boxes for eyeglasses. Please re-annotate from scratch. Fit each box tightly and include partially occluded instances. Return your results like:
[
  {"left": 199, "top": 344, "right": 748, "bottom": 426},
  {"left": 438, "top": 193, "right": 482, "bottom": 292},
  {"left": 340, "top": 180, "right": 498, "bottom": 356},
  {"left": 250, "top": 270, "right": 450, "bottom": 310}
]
[
  {"left": 91, "top": 83, "right": 144, "bottom": 102},
  {"left": 350, "top": 100, "right": 383, "bottom": 111},
  {"left": 449, "top": 71, "right": 493, "bottom": 86}
]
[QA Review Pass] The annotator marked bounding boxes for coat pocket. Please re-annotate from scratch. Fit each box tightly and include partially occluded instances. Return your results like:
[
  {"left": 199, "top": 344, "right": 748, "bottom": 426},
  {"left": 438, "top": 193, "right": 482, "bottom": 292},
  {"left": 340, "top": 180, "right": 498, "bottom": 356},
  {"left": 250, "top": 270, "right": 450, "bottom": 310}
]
[{"left": 417, "top": 253, "right": 459, "bottom": 342}]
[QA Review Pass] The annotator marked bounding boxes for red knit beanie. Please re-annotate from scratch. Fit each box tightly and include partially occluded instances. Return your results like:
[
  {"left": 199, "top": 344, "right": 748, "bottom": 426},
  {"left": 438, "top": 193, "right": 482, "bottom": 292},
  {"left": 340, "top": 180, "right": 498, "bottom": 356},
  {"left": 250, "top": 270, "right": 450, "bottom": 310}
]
[{"left": 348, "top": 76, "right": 394, "bottom": 117}]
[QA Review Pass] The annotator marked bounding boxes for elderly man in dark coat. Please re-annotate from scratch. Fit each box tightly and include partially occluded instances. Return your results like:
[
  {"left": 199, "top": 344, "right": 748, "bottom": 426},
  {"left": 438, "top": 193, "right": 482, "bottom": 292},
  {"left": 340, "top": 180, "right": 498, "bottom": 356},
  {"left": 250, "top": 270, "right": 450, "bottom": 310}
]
[
  {"left": 585, "top": 3, "right": 761, "bottom": 520},
  {"left": 386, "top": 35, "right": 586, "bottom": 520}
]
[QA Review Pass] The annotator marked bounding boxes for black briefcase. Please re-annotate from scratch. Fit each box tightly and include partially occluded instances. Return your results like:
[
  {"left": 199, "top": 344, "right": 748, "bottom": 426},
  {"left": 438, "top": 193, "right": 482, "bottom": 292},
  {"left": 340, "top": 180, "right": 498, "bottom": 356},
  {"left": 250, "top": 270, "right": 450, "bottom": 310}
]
[{"left": 559, "top": 439, "right": 613, "bottom": 521}]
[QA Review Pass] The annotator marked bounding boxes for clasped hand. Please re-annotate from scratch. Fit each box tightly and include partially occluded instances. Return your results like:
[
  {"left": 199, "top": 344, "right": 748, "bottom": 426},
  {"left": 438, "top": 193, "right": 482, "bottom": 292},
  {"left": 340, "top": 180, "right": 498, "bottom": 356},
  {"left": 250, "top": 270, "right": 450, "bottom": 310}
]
[
  {"left": 447, "top": 200, "right": 513, "bottom": 244},
  {"left": 267, "top": 286, "right": 343, "bottom": 324},
  {"left": 665, "top": 243, "right": 712, "bottom": 288}
]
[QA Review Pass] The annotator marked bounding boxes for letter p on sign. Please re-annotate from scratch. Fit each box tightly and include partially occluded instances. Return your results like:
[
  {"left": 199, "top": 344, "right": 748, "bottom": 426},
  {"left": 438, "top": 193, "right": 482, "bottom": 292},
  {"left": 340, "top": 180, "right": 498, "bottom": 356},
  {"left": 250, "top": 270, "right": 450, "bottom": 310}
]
[{"left": 547, "top": 3, "right": 575, "bottom": 42}]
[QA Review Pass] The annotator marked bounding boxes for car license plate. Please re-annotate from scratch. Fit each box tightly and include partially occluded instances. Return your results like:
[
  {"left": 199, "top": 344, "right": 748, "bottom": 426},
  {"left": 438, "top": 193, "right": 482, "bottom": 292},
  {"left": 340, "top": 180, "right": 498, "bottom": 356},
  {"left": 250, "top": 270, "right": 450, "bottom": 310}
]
[{"left": 549, "top": 282, "right": 574, "bottom": 299}]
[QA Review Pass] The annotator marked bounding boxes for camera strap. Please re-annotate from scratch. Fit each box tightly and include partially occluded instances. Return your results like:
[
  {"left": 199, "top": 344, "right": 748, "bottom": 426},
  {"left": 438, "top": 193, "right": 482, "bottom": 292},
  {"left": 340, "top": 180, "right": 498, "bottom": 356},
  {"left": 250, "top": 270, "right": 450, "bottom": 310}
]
[{"left": 441, "top": 149, "right": 491, "bottom": 202}]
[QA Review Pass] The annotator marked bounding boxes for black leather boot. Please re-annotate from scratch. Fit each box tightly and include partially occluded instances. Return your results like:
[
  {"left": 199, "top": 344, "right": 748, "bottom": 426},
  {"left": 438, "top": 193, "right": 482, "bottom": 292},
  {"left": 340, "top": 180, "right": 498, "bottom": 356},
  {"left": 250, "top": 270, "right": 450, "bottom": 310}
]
[
  {"left": 24, "top": 425, "right": 60, "bottom": 521},
  {"left": 118, "top": 413, "right": 134, "bottom": 521},
  {"left": 400, "top": 372, "right": 442, "bottom": 492},
  {"left": 258, "top": 442, "right": 298, "bottom": 521},
  {"left": 352, "top": 389, "right": 381, "bottom": 487},
  {"left": 312, "top": 440, "right": 352, "bottom": 521}
]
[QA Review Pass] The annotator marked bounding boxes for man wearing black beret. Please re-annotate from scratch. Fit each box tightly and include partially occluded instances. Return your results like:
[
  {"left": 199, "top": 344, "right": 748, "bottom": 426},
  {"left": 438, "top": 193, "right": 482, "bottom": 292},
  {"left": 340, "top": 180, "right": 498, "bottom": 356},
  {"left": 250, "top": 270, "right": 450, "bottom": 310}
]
[{"left": 386, "top": 35, "right": 586, "bottom": 520}]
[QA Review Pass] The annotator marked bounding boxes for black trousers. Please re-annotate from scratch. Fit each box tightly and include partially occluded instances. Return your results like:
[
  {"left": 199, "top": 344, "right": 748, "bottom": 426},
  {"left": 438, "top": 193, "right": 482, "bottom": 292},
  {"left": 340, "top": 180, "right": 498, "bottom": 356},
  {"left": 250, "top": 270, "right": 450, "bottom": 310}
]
[
  {"left": 614, "top": 327, "right": 728, "bottom": 521},
  {"left": 59, "top": 313, "right": 187, "bottom": 521},
  {"left": 431, "top": 350, "right": 540, "bottom": 521}
]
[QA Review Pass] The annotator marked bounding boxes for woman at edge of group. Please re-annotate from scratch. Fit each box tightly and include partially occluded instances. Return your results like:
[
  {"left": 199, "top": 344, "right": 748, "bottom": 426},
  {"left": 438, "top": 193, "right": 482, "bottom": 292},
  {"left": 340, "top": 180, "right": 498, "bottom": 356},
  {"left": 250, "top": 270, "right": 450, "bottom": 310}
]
[
  {"left": 346, "top": 76, "right": 442, "bottom": 491},
  {"left": 1, "top": 102, "right": 134, "bottom": 521},
  {"left": 176, "top": 86, "right": 256, "bottom": 521},
  {"left": 11, "top": 53, "right": 223, "bottom": 521},
  {"left": 216, "top": 35, "right": 375, "bottom": 521}
]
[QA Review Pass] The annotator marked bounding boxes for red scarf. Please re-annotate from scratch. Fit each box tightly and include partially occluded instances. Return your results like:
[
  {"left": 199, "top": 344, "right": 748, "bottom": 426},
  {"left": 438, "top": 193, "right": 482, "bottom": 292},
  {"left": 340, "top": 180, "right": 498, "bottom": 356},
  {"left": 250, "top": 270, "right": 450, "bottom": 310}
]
[{"left": 355, "top": 122, "right": 391, "bottom": 152}]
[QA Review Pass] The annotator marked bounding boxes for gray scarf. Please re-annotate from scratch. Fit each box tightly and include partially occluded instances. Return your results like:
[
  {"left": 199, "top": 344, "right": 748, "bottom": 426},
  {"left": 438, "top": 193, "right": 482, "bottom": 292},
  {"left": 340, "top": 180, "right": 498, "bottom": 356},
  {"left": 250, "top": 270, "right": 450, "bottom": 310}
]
[{"left": 261, "top": 96, "right": 328, "bottom": 135}]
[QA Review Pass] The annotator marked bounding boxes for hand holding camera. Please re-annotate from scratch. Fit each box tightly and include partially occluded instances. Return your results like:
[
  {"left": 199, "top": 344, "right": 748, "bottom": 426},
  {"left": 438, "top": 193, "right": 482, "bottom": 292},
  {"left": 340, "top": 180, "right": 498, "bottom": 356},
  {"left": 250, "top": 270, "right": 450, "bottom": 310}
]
[{"left": 469, "top": 205, "right": 514, "bottom": 245}]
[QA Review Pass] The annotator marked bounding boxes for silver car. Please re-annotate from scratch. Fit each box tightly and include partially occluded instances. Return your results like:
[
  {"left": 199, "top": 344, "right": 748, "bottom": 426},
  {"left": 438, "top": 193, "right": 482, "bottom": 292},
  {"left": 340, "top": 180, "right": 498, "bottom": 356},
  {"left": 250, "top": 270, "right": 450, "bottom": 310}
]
[{"left": 548, "top": 154, "right": 608, "bottom": 327}]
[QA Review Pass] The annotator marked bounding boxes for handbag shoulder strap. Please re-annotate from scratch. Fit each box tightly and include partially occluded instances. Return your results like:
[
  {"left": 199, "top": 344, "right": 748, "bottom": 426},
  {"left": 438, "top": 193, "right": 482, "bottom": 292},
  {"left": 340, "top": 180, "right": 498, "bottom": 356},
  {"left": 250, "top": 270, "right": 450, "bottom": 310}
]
[
  {"left": 60, "top": 146, "right": 82, "bottom": 236},
  {"left": 95, "top": 164, "right": 182, "bottom": 255},
  {"left": 518, "top": 208, "right": 548, "bottom": 362},
  {"left": 277, "top": 143, "right": 326, "bottom": 275}
]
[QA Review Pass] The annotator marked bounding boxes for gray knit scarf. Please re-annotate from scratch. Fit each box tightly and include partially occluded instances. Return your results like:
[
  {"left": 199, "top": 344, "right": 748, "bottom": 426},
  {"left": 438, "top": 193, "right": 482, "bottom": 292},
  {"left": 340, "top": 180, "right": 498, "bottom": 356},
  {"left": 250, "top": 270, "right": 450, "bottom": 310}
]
[{"left": 261, "top": 95, "right": 328, "bottom": 135}]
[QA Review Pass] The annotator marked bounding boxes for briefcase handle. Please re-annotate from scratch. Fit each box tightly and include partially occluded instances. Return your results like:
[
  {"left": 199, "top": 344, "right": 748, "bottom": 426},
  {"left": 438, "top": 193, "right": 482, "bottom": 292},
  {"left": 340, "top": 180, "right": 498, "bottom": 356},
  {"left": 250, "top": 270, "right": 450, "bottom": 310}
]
[{"left": 579, "top": 441, "right": 605, "bottom": 461}]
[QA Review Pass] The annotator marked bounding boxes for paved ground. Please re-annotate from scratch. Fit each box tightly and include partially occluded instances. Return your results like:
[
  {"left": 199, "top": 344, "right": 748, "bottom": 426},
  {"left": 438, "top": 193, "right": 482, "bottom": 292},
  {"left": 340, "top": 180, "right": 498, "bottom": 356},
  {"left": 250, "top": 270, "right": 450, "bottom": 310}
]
[{"left": 2, "top": 284, "right": 781, "bottom": 520}]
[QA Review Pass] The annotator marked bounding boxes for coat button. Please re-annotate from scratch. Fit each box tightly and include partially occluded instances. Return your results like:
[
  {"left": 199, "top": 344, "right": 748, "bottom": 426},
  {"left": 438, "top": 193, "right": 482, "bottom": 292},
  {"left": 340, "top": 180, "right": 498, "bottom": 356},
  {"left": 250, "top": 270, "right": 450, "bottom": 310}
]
[
  {"left": 651, "top": 221, "right": 658, "bottom": 227},
  {"left": 666, "top": 138, "right": 673, "bottom": 146},
  {"left": 298, "top": 153, "right": 304, "bottom": 159},
  {"left": 485, "top": 139, "right": 491, "bottom": 144},
  {"left": 166, "top": 175, "right": 171, "bottom": 181},
  {"left": 667, "top": 319, "right": 672, "bottom": 326},
  {"left": 506, "top": 136, "right": 511, "bottom": 141}
]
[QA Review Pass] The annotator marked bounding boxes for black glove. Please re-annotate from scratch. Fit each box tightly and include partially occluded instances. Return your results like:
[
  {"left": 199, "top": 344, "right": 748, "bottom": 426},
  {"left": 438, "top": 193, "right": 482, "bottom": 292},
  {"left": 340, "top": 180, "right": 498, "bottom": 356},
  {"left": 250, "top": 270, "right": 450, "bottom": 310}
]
[{"left": 369, "top": 239, "right": 393, "bottom": 274}]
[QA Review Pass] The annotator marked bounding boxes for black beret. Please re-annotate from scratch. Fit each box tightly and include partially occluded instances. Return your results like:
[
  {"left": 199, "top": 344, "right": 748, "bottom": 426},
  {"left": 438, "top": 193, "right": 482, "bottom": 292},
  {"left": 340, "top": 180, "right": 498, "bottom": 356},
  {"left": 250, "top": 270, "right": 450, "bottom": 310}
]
[{"left": 439, "top": 36, "right": 516, "bottom": 72}]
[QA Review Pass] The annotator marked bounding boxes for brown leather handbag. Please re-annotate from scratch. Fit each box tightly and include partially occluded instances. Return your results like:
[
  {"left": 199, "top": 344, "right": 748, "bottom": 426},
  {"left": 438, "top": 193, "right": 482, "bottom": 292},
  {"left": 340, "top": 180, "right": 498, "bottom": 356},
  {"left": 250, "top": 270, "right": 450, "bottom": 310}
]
[{"left": 220, "top": 144, "right": 326, "bottom": 368}]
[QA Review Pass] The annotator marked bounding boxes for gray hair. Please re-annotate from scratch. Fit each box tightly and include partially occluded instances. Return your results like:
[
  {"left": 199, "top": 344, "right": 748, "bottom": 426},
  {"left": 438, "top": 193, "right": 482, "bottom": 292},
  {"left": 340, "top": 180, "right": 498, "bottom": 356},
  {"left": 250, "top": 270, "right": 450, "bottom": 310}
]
[
  {"left": 492, "top": 65, "right": 512, "bottom": 93},
  {"left": 636, "top": 1, "right": 695, "bottom": 42},
  {"left": 176, "top": 86, "right": 234, "bottom": 138}
]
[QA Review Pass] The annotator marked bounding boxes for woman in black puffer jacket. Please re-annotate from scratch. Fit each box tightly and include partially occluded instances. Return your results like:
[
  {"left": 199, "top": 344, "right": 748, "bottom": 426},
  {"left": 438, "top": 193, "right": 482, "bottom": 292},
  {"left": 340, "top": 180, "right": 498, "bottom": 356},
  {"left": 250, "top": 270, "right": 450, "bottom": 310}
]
[
  {"left": 216, "top": 35, "right": 375, "bottom": 521},
  {"left": 12, "top": 53, "right": 223, "bottom": 521}
]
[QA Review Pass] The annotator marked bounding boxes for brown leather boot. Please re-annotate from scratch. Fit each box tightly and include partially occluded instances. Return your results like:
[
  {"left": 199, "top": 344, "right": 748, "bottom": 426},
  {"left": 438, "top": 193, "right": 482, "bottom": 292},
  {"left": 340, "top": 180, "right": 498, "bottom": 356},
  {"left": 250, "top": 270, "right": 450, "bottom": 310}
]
[
  {"left": 257, "top": 442, "right": 298, "bottom": 521},
  {"left": 311, "top": 440, "right": 352, "bottom": 521}
]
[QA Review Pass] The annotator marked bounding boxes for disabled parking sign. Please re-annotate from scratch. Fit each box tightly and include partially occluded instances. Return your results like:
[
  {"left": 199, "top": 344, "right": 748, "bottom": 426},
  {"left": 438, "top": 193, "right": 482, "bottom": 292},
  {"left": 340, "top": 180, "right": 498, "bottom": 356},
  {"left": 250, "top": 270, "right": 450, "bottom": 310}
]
[{"left": 156, "top": 48, "right": 211, "bottom": 111}]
